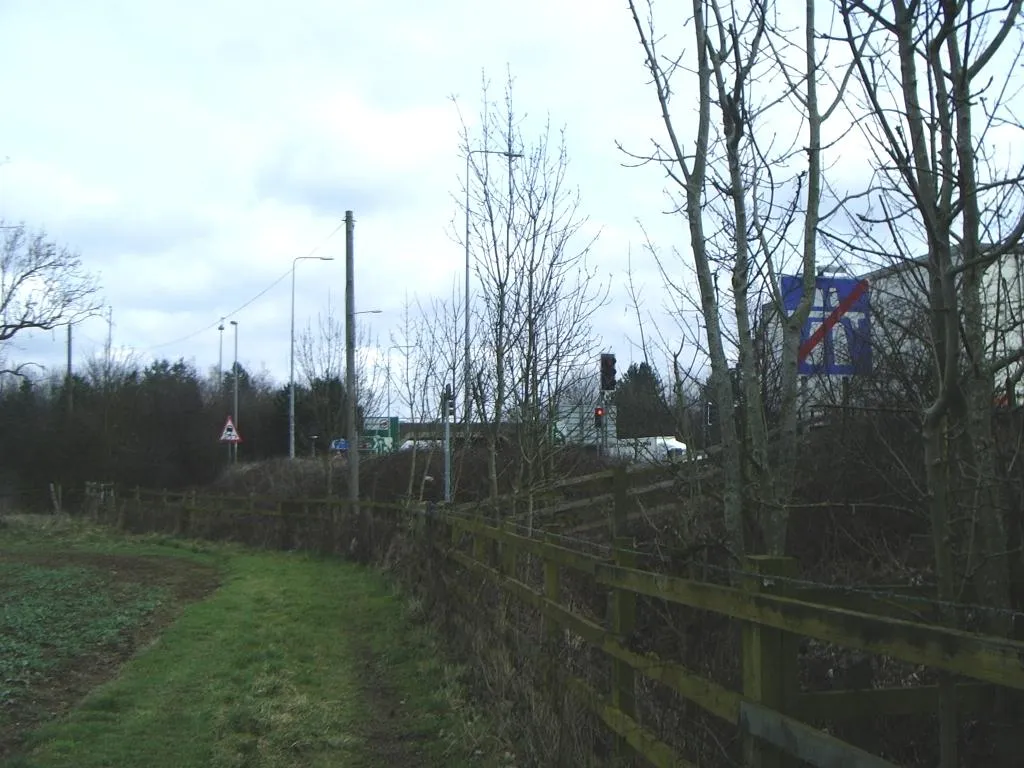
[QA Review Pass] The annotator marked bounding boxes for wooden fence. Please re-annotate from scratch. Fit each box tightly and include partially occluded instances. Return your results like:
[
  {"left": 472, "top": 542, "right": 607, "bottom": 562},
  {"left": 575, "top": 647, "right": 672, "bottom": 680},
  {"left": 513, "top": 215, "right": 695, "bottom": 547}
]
[{"left": 113, "top": 471, "right": 1024, "bottom": 768}]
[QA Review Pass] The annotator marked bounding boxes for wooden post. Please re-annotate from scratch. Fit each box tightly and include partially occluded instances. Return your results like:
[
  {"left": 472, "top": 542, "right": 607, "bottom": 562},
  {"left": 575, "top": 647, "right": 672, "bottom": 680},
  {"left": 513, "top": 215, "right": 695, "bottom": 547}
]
[
  {"left": 541, "top": 534, "right": 565, "bottom": 752},
  {"left": 472, "top": 525, "right": 487, "bottom": 564},
  {"left": 119, "top": 487, "right": 136, "bottom": 530},
  {"left": 610, "top": 464, "right": 629, "bottom": 539},
  {"left": 543, "top": 534, "right": 561, "bottom": 642},
  {"left": 610, "top": 536, "right": 638, "bottom": 764},
  {"left": 609, "top": 465, "right": 638, "bottom": 764},
  {"left": 161, "top": 489, "right": 169, "bottom": 533},
  {"left": 178, "top": 489, "right": 194, "bottom": 537},
  {"left": 742, "top": 555, "right": 799, "bottom": 768},
  {"left": 500, "top": 519, "right": 518, "bottom": 579}
]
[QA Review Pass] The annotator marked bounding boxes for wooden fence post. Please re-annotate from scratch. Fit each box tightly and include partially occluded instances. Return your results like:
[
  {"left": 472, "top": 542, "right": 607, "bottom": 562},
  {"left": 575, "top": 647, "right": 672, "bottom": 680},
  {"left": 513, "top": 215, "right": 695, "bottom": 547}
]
[
  {"left": 610, "top": 536, "right": 638, "bottom": 765},
  {"left": 742, "top": 555, "right": 799, "bottom": 768},
  {"left": 543, "top": 533, "right": 561, "bottom": 642},
  {"left": 495, "top": 520, "right": 517, "bottom": 642},
  {"left": 179, "top": 490, "right": 195, "bottom": 537},
  {"left": 500, "top": 519, "right": 517, "bottom": 579},
  {"left": 541, "top": 534, "right": 566, "bottom": 755},
  {"left": 473, "top": 525, "right": 488, "bottom": 564},
  {"left": 609, "top": 465, "right": 638, "bottom": 764},
  {"left": 117, "top": 487, "right": 135, "bottom": 530}
]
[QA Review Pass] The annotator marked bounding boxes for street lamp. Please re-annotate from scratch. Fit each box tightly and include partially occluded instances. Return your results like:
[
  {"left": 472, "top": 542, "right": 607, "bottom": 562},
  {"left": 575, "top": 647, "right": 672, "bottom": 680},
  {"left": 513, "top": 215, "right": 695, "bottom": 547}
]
[
  {"left": 464, "top": 146, "right": 523, "bottom": 438},
  {"left": 289, "top": 255, "right": 335, "bottom": 460},
  {"left": 217, "top": 318, "right": 225, "bottom": 395},
  {"left": 230, "top": 320, "right": 239, "bottom": 464}
]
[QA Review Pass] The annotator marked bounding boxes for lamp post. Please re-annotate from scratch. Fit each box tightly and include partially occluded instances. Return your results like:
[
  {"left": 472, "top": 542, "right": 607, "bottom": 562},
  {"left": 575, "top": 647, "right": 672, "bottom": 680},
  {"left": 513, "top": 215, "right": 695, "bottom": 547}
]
[
  {"left": 217, "top": 318, "right": 225, "bottom": 395},
  {"left": 464, "top": 147, "right": 523, "bottom": 440},
  {"left": 230, "top": 320, "right": 239, "bottom": 464},
  {"left": 289, "top": 255, "right": 335, "bottom": 460}
]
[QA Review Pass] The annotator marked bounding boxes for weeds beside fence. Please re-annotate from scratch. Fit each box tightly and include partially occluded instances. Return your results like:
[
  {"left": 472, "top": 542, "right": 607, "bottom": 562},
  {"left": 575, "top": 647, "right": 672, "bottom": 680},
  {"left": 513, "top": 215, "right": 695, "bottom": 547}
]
[{"left": 96, "top": 472, "right": 1024, "bottom": 767}]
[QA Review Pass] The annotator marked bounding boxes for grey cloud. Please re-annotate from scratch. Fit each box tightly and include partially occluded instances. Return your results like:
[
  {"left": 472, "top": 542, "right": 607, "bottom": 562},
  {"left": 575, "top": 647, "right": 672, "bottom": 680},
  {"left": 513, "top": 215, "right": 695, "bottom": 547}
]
[
  {"left": 254, "top": 145, "right": 413, "bottom": 219},
  {"left": 59, "top": 210, "right": 214, "bottom": 262}
]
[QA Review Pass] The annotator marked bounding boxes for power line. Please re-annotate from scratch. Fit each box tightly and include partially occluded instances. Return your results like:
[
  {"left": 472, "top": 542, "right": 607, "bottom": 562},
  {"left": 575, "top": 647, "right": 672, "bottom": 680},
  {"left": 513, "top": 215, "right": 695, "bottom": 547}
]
[{"left": 140, "top": 218, "right": 347, "bottom": 354}]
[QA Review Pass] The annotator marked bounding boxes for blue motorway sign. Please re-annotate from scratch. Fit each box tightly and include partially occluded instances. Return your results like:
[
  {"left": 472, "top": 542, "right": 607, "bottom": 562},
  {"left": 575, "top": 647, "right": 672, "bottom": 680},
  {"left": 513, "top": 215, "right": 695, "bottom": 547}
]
[{"left": 781, "top": 275, "right": 871, "bottom": 376}]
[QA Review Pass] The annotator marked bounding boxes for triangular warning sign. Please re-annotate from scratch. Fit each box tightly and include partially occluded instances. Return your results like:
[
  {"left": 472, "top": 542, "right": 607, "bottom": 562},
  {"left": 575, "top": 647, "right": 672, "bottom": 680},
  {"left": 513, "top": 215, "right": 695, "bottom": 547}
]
[{"left": 219, "top": 416, "right": 242, "bottom": 443}]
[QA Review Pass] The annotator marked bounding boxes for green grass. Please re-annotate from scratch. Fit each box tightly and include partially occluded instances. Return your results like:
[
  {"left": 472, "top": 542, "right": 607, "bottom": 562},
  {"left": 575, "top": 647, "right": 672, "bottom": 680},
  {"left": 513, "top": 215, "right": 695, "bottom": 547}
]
[
  {"left": 3, "top": 518, "right": 505, "bottom": 768},
  {"left": 0, "top": 563, "right": 165, "bottom": 714}
]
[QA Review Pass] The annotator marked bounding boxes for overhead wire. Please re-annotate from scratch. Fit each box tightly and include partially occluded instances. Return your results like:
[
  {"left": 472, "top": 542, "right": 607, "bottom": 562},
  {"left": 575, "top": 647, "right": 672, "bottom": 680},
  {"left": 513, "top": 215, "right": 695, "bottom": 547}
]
[{"left": 139, "top": 218, "right": 347, "bottom": 354}]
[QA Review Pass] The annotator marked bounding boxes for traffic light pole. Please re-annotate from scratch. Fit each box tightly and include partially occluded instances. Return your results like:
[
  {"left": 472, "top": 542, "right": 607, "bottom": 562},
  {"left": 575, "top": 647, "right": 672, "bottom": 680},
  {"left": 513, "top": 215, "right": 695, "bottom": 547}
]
[
  {"left": 443, "top": 384, "right": 453, "bottom": 503},
  {"left": 601, "top": 392, "right": 608, "bottom": 458},
  {"left": 444, "top": 413, "right": 451, "bottom": 502},
  {"left": 597, "top": 353, "right": 616, "bottom": 458}
]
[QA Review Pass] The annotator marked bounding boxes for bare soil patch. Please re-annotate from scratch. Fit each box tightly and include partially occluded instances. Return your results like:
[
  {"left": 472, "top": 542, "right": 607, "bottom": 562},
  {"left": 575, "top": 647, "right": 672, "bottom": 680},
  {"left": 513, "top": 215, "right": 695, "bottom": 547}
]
[
  {"left": 0, "top": 550, "right": 220, "bottom": 761},
  {"left": 354, "top": 645, "right": 433, "bottom": 768}
]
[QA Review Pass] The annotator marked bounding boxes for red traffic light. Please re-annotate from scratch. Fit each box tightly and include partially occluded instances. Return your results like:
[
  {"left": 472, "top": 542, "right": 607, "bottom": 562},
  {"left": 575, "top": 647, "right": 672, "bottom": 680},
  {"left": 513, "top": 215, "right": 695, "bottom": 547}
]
[{"left": 595, "top": 407, "right": 605, "bottom": 417}]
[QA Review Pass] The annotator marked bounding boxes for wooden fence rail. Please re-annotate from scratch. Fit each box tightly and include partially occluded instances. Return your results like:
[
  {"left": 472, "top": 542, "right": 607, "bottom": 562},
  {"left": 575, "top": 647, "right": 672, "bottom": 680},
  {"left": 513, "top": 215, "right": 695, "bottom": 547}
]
[{"left": 116, "top": 477, "right": 1023, "bottom": 768}]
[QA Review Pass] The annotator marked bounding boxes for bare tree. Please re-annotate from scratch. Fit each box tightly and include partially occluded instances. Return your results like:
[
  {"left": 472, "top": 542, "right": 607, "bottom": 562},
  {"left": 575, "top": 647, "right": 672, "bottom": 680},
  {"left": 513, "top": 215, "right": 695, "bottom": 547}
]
[
  {"left": 296, "top": 294, "right": 382, "bottom": 448},
  {"left": 385, "top": 288, "right": 467, "bottom": 502},
  {"left": 625, "top": 0, "right": 855, "bottom": 556},
  {"left": 0, "top": 222, "right": 100, "bottom": 375},
  {"left": 834, "top": 4, "right": 1024, "bottom": 761},
  {"left": 459, "top": 73, "right": 607, "bottom": 501}
]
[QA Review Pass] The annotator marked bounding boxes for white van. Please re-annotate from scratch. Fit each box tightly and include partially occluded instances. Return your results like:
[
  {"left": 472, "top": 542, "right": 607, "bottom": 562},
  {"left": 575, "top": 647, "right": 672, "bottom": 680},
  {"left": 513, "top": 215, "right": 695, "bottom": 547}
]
[{"left": 612, "top": 436, "right": 687, "bottom": 464}]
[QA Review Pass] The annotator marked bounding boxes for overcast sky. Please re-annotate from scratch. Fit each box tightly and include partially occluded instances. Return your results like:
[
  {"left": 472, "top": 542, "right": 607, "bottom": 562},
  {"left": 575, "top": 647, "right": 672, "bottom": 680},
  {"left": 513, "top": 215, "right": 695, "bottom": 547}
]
[{"left": 0, "top": 0, "right": 702, "bottom": 387}]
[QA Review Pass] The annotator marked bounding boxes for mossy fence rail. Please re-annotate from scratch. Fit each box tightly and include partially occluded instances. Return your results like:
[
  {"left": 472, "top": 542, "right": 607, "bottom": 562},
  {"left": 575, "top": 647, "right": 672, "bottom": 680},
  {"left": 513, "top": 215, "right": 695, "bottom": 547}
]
[{"left": 107, "top": 471, "right": 1024, "bottom": 768}]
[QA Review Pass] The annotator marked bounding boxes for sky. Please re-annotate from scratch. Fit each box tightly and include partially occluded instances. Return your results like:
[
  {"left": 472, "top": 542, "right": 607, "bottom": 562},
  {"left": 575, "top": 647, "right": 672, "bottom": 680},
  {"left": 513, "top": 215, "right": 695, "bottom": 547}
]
[{"left": 0, "top": 0, "right": 695, "bottom": 390}]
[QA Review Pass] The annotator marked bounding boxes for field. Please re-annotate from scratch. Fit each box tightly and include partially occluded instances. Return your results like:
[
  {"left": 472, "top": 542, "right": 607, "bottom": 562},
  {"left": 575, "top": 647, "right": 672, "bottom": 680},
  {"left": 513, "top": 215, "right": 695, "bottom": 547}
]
[{"left": 0, "top": 516, "right": 505, "bottom": 767}]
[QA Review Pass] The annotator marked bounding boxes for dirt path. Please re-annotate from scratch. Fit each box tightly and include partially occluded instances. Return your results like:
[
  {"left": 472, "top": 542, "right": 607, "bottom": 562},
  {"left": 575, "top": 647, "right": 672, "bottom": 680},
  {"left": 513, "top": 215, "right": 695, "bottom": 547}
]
[
  {"left": 354, "top": 645, "right": 434, "bottom": 767},
  {"left": 0, "top": 551, "right": 220, "bottom": 760}
]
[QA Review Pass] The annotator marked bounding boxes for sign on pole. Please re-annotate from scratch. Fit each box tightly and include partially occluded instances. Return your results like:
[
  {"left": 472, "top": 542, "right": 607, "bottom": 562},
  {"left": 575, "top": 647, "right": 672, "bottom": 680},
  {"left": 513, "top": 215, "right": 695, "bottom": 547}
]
[
  {"left": 219, "top": 416, "right": 242, "bottom": 443},
  {"left": 361, "top": 416, "right": 399, "bottom": 454},
  {"left": 781, "top": 275, "right": 871, "bottom": 376}
]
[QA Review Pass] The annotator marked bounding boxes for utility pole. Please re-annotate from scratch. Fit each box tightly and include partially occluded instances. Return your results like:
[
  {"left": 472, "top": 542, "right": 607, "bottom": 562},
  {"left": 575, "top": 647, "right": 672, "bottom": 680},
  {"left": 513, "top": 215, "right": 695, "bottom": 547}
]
[
  {"left": 345, "top": 211, "right": 359, "bottom": 519},
  {"left": 443, "top": 384, "right": 454, "bottom": 502},
  {"left": 103, "top": 306, "right": 113, "bottom": 448},
  {"left": 464, "top": 151, "right": 472, "bottom": 443},
  {"left": 219, "top": 320, "right": 227, "bottom": 463},
  {"left": 66, "top": 323, "right": 73, "bottom": 415},
  {"left": 104, "top": 306, "right": 113, "bottom": 378}
]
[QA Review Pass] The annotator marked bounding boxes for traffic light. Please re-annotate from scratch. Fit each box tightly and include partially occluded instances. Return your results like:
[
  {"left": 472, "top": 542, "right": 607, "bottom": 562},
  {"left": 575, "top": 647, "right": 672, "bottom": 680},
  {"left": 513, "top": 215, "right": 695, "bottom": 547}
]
[
  {"left": 594, "top": 406, "right": 606, "bottom": 430},
  {"left": 441, "top": 385, "right": 455, "bottom": 419},
  {"left": 600, "top": 353, "right": 617, "bottom": 391}
]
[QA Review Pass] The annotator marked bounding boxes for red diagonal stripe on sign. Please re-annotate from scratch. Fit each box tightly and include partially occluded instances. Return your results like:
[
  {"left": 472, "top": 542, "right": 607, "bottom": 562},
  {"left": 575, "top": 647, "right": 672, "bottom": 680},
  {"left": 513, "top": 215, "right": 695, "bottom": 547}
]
[{"left": 798, "top": 279, "right": 869, "bottom": 363}]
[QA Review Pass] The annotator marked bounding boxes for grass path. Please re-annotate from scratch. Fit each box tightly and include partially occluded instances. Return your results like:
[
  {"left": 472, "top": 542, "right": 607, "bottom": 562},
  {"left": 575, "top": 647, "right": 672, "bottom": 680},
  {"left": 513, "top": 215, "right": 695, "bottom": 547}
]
[{"left": 5, "top": 525, "right": 498, "bottom": 767}]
